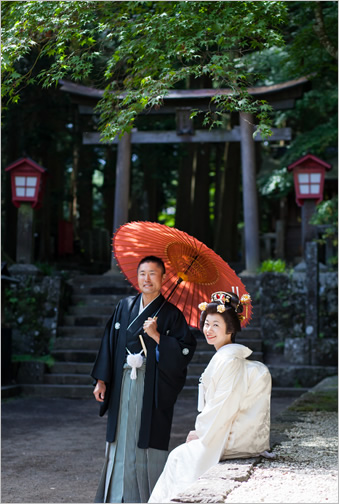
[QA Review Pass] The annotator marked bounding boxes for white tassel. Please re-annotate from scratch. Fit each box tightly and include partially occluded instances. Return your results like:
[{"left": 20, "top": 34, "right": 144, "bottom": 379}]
[{"left": 126, "top": 351, "right": 144, "bottom": 380}]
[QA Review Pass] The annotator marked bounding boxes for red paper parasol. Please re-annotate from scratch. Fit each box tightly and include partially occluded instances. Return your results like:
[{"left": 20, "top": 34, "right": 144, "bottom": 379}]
[{"left": 113, "top": 221, "right": 252, "bottom": 329}]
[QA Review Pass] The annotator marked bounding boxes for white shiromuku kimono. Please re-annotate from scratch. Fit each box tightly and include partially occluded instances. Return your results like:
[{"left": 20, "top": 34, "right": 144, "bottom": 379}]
[{"left": 148, "top": 343, "right": 272, "bottom": 503}]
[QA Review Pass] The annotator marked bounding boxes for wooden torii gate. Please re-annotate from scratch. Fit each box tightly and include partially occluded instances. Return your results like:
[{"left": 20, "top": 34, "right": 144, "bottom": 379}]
[{"left": 60, "top": 76, "right": 310, "bottom": 273}]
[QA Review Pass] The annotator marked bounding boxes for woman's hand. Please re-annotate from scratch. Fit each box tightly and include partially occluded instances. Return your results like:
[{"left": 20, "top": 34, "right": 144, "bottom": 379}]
[
  {"left": 93, "top": 380, "right": 106, "bottom": 402},
  {"left": 186, "top": 430, "right": 199, "bottom": 443}
]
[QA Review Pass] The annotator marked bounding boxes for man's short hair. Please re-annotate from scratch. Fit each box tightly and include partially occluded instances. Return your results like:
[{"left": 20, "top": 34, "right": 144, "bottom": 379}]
[{"left": 137, "top": 256, "right": 166, "bottom": 275}]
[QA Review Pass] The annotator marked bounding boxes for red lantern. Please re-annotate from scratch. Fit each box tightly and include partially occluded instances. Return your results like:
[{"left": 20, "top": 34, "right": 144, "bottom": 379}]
[
  {"left": 287, "top": 154, "right": 332, "bottom": 207},
  {"left": 5, "top": 157, "right": 47, "bottom": 209}
]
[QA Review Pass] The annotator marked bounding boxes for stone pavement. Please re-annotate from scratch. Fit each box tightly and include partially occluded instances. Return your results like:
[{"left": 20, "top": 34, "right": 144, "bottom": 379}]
[{"left": 1, "top": 377, "right": 337, "bottom": 503}]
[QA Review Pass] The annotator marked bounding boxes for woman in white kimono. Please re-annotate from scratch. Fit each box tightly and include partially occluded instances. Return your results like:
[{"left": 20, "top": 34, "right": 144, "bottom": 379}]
[{"left": 149, "top": 291, "right": 272, "bottom": 504}]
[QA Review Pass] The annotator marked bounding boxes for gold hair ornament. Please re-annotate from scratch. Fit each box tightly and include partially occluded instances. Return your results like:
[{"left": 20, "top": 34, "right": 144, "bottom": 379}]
[
  {"left": 198, "top": 302, "right": 208, "bottom": 311},
  {"left": 240, "top": 294, "right": 251, "bottom": 304}
]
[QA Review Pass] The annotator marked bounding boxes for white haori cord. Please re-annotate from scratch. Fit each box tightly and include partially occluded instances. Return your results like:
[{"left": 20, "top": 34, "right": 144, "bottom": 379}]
[{"left": 126, "top": 348, "right": 144, "bottom": 380}]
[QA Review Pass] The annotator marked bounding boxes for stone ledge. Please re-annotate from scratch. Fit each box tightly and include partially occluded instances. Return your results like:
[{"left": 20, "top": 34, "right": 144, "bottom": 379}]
[
  {"left": 172, "top": 459, "right": 257, "bottom": 503},
  {"left": 1, "top": 384, "right": 22, "bottom": 399}
]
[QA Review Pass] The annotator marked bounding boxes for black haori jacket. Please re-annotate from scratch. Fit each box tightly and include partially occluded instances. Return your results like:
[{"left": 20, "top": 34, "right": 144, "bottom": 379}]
[{"left": 91, "top": 294, "right": 197, "bottom": 450}]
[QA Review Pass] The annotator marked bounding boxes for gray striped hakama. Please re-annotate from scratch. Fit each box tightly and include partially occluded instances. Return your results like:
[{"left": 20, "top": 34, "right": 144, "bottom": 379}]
[{"left": 94, "top": 359, "right": 168, "bottom": 503}]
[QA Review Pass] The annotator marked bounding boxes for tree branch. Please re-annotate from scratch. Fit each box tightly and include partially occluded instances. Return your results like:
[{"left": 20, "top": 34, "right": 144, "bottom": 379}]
[{"left": 313, "top": 1, "right": 337, "bottom": 60}]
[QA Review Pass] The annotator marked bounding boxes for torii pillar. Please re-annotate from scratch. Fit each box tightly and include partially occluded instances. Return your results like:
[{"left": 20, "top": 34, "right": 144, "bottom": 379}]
[{"left": 239, "top": 112, "right": 260, "bottom": 273}]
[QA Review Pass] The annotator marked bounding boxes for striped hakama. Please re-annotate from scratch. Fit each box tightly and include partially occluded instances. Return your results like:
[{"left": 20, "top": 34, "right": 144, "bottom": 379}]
[{"left": 94, "top": 359, "right": 168, "bottom": 503}]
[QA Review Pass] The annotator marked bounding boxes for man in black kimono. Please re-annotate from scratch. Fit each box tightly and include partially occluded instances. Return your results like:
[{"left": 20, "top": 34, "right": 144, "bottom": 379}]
[{"left": 92, "top": 256, "right": 196, "bottom": 503}]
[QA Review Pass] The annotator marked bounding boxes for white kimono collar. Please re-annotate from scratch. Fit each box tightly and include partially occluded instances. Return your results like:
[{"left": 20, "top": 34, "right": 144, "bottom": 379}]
[
  {"left": 139, "top": 294, "right": 160, "bottom": 314},
  {"left": 217, "top": 343, "right": 252, "bottom": 359}
]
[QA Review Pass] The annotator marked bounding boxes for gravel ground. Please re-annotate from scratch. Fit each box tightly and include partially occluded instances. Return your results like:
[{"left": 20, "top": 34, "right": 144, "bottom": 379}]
[{"left": 225, "top": 411, "right": 338, "bottom": 504}]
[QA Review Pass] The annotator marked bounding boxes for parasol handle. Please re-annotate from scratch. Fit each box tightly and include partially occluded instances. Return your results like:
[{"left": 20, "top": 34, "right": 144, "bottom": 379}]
[
  {"left": 153, "top": 276, "right": 183, "bottom": 319},
  {"left": 153, "top": 254, "right": 199, "bottom": 319}
]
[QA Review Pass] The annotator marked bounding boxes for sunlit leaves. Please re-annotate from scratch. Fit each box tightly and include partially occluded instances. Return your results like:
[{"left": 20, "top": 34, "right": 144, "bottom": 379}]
[{"left": 2, "top": 1, "right": 288, "bottom": 137}]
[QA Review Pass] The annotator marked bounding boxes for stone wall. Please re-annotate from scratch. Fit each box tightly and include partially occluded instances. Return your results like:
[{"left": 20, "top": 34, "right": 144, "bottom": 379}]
[
  {"left": 259, "top": 269, "right": 338, "bottom": 366},
  {"left": 5, "top": 265, "right": 71, "bottom": 383}
]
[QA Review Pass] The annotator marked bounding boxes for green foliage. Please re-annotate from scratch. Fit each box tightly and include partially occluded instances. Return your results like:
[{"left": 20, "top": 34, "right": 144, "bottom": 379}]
[
  {"left": 274, "top": 341, "right": 285, "bottom": 349},
  {"left": 238, "top": 2, "right": 337, "bottom": 176},
  {"left": 5, "top": 278, "right": 51, "bottom": 356},
  {"left": 279, "top": 87, "right": 338, "bottom": 165},
  {"left": 294, "top": 378, "right": 302, "bottom": 389},
  {"left": 258, "top": 259, "right": 286, "bottom": 273},
  {"left": 34, "top": 262, "right": 56, "bottom": 276},
  {"left": 257, "top": 167, "right": 293, "bottom": 198},
  {"left": 1, "top": 1, "right": 288, "bottom": 138},
  {"left": 310, "top": 195, "right": 338, "bottom": 238}
]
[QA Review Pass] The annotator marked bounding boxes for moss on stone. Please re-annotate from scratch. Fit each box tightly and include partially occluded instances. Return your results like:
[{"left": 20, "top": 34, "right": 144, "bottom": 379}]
[{"left": 288, "top": 389, "right": 338, "bottom": 412}]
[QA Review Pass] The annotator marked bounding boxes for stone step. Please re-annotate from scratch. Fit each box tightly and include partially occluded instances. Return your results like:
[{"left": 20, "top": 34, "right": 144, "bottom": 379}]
[
  {"left": 44, "top": 373, "right": 93, "bottom": 385},
  {"left": 67, "top": 274, "right": 132, "bottom": 287},
  {"left": 62, "top": 314, "right": 109, "bottom": 327},
  {"left": 68, "top": 305, "right": 115, "bottom": 316},
  {"left": 53, "top": 337, "right": 101, "bottom": 351},
  {"left": 68, "top": 279, "right": 136, "bottom": 296},
  {"left": 57, "top": 326, "right": 104, "bottom": 338},
  {"left": 52, "top": 349, "right": 97, "bottom": 363},
  {"left": 20, "top": 383, "right": 93, "bottom": 399},
  {"left": 187, "top": 362, "right": 210, "bottom": 376},
  {"left": 51, "top": 362, "right": 93, "bottom": 374},
  {"left": 190, "top": 350, "right": 214, "bottom": 363},
  {"left": 71, "top": 294, "right": 124, "bottom": 306}
]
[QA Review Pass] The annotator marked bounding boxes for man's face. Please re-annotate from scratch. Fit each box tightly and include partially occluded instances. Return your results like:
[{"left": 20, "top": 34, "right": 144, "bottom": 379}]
[{"left": 137, "top": 261, "right": 165, "bottom": 297}]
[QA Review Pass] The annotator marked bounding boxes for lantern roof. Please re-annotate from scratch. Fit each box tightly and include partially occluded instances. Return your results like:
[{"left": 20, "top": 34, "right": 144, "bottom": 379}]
[
  {"left": 287, "top": 154, "right": 332, "bottom": 172},
  {"left": 5, "top": 157, "right": 47, "bottom": 174}
]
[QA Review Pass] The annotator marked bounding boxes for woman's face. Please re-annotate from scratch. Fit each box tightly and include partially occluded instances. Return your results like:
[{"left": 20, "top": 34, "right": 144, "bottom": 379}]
[{"left": 203, "top": 313, "right": 232, "bottom": 350}]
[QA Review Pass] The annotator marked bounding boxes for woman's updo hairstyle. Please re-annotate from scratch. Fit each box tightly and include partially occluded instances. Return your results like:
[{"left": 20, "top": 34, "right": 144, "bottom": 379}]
[{"left": 198, "top": 291, "right": 243, "bottom": 343}]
